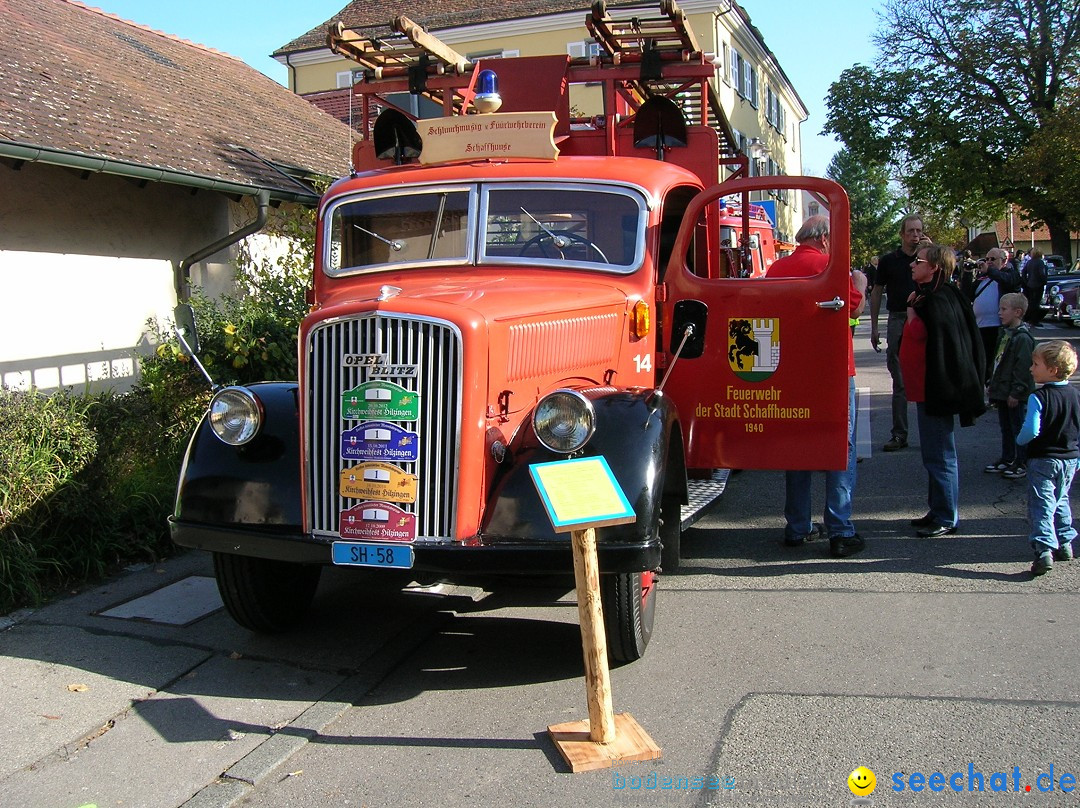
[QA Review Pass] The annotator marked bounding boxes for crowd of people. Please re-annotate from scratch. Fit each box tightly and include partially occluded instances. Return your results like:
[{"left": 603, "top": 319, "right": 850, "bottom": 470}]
[{"left": 777, "top": 213, "right": 1078, "bottom": 578}]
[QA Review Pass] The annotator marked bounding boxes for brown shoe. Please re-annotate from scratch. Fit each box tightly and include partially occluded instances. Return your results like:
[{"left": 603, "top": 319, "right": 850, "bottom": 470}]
[{"left": 883, "top": 436, "right": 908, "bottom": 452}]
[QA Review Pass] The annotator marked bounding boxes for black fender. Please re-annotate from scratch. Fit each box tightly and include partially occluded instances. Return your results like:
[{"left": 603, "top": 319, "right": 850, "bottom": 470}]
[
  {"left": 173, "top": 382, "right": 303, "bottom": 533},
  {"left": 481, "top": 389, "right": 686, "bottom": 550}
]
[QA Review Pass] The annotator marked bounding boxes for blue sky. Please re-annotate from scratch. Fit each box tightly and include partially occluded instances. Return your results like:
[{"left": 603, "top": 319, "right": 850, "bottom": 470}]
[{"left": 85, "top": 0, "right": 880, "bottom": 175}]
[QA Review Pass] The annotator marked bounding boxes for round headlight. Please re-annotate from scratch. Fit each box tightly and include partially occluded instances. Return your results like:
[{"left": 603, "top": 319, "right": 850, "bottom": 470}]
[
  {"left": 208, "top": 386, "right": 262, "bottom": 445},
  {"left": 1050, "top": 284, "right": 1061, "bottom": 295},
  {"left": 533, "top": 389, "right": 595, "bottom": 453},
  {"left": 1054, "top": 294, "right": 1065, "bottom": 305}
]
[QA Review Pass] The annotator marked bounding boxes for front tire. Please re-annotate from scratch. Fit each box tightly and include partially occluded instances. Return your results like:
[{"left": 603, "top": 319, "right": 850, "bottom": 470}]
[
  {"left": 213, "top": 552, "right": 322, "bottom": 633},
  {"left": 601, "top": 571, "right": 656, "bottom": 663}
]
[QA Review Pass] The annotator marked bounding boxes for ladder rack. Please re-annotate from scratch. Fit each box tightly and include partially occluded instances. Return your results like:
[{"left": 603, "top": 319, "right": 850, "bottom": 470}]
[
  {"left": 584, "top": 0, "right": 736, "bottom": 153},
  {"left": 327, "top": 1, "right": 739, "bottom": 157}
]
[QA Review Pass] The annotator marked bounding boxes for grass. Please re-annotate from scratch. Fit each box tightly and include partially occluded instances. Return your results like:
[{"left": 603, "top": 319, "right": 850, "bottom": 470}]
[{"left": 0, "top": 386, "right": 189, "bottom": 613}]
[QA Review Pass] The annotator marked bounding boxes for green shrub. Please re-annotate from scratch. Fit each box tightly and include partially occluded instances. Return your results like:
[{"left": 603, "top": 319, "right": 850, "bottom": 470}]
[{"left": 0, "top": 387, "right": 185, "bottom": 610}]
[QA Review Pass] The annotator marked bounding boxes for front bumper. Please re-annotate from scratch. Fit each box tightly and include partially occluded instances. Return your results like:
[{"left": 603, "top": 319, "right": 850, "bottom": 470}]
[{"left": 170, "top": 518, "right": 660, "bottom": 575}]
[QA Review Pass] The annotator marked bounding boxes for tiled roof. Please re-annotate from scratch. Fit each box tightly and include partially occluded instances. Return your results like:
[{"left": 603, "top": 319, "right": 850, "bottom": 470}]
[
  {"left": 301, "top": 89, "right": 380, "bottom": 133},
  {"left": 275, "top": 0, "right": 666, "bottom": 55},
  {"left": 1, "top": 0, "right": 358, "bottom": 202}
]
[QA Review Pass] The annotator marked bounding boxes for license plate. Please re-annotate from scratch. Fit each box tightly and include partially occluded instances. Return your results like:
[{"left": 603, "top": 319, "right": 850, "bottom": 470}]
[{"left": 332, "top": 541, "right": 414, "bottom": 569}]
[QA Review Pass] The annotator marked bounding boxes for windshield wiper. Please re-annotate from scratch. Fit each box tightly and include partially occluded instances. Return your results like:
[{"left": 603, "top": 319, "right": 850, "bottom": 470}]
[
  {"left": 354, "top": 223, "right": 403, "bottom": 252},
  {"left": 520, "top": 207, "right": 571, "bottom": 249}
]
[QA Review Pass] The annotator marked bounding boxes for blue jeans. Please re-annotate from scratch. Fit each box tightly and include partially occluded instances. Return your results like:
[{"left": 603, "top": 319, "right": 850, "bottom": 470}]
[
  {"left": 784, "top": 377, "right": 857, "bottom": 539},
  {"left": 916, "top": 403, "right": 958, "bottom": 528},
  {"left": 1027, "top": 457, "right": 1078, "bottom": 556},
  {"left": 995, "top": 399, "right": 1027, "bottom": 467}
]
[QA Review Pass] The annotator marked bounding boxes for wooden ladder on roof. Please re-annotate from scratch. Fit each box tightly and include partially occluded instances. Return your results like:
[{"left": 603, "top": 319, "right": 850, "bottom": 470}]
[
  {"left": 327, "top": 16, "right": 479, "bottom": 115},
  {"left": 584, "top": 0, "right": 737, "bottom": 154}
]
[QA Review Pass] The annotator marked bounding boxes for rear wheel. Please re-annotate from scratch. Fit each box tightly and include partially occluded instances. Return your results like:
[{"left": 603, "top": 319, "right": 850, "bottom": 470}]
[
  {"left": 213, "top": 552, "right": 322, "bottom": 633},
  {"left": 601, "top": 570, "right": 656, "bottom": 663}
]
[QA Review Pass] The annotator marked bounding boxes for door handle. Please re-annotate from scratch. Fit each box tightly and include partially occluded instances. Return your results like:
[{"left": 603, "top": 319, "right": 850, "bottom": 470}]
[{"left": 816, "top": 296, "right": 845, "bottom": 310}]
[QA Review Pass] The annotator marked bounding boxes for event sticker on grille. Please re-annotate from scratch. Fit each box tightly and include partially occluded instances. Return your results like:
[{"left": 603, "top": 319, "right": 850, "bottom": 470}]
[
  {"left": 339, "top": 462, "right": 418, "bottom": 503},
  {"left": 340, "top": 421, "right": 419, "bottom": 462},
  {"left": 341, "top": 381, "right": 419, "bottom": 421},
  {"left": 339, "top": 501, "right": 418, "bottom": 542}
]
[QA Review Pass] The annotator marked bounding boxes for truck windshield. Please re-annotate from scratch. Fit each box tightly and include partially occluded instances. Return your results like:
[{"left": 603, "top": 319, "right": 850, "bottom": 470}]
[
  {"left": 481, "top": 185, "right": 644, "bottom": 271},
  {"left": 325, "top": 183, "right": 645, "bottom": 275},
  {"left": 327, "top": 188, "right": 472, "bottom": 275}
]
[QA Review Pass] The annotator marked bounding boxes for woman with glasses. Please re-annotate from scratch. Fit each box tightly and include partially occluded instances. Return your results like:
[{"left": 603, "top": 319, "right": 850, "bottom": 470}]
[{"left": 900, "top": 244, "right": 987, "bottom": 537}]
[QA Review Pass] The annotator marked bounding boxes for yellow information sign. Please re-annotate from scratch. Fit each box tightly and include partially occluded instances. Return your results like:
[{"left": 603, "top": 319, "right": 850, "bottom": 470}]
[
  {"left": 417, "top": 112, "right": 559, "bottom": 165},
  {"left": 529, "top": 456, "right": 637, "bottom": 533}
]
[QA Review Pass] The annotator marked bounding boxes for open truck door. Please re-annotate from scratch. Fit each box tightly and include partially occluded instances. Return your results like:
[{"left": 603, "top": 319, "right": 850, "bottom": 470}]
[{"left": 661, "top": 176, "right": 853, "bottom": 471}]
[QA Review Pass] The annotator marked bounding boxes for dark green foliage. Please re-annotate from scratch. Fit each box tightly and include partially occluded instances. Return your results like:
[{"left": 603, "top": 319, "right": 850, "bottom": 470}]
[
  {"left": 0, "top": 386, "right": 185, "bottom": 611},
  {"left": 824, "top": 0, "right": 1080, "bottom": 260},
  {"left": 825, "top": 148, "right": 904, "bottom": 264}
]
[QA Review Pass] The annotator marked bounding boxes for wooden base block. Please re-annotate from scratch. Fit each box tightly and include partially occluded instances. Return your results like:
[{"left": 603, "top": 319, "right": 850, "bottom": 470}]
[{"left": 547, "top": 712, "right": 662, "bottom": 773}]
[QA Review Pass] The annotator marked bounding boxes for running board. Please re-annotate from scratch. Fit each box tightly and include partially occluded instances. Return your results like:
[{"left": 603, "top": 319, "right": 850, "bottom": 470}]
[{"left": 680, "top": 469, "right": 730, "bottom": 530}]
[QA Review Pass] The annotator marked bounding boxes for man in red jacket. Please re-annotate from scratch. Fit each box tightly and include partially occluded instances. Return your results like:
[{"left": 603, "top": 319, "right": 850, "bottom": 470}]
[{"left": 766, "top": 216, "right": 866, "bottom": 557}]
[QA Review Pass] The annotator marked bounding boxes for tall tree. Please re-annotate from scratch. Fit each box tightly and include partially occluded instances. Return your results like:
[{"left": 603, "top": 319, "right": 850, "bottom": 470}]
[
  {"left": 824, "top": 0, "right": 1080, "bottom": 261},
  {"left": 825, "top": 148, "right": 903, "bottom": 265}
]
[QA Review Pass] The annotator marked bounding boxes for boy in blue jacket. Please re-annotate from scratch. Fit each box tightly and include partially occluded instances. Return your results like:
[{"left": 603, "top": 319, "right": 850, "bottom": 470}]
[{"left": 1017, "top": 340, "right": 1080, "bottom": 576}]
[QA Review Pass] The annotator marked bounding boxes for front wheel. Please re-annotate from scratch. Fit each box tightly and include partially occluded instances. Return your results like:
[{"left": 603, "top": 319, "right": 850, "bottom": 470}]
[
  {"left": 601, "top": 571, "right": 656, "bottom": 663},
  {"left": 213, "top": 552, "right": 322, "bottom": 633}
]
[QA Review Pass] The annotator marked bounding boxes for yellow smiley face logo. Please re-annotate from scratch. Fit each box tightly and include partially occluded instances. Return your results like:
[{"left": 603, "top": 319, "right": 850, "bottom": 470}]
[{"left": 848, "top": 766, "right": 876, "bottom": 796}]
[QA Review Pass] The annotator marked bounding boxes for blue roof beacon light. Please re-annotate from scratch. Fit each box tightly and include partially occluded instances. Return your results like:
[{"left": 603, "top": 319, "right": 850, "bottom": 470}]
[{"left": 473, "top": 69, "right": 502, "bottom": 113}]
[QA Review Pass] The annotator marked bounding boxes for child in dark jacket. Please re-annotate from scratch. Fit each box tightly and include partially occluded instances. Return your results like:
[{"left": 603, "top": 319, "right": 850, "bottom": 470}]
[
  {"left": 985, "top": 293, "right": 1036, "bottom": 478},
  {"left": 1017, "top": 340, "right": 1080, "bottom": 576}
]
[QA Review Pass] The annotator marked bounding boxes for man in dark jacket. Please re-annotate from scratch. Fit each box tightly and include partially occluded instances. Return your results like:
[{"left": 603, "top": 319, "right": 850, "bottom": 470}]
[
  {"left": 1022, "top": 248, "right": 1049, "bottom": 324},
  {"left": 869, "top": 215, "right": 924, "bottom": 451}
]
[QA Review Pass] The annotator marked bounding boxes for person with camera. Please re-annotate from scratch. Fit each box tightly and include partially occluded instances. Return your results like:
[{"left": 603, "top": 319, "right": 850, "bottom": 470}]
[{"left": 964, "top": 248, "right": 1020, "bottom": 383}]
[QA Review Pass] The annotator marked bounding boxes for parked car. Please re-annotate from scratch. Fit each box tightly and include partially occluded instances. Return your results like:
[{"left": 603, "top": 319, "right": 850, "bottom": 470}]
[{"left": 1043, "top": 260, "right": 1080, "bottom": 323}]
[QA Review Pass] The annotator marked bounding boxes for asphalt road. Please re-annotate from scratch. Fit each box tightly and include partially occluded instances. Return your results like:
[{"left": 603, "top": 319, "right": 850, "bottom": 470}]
[{"left": 3, "top": 321, "right": 1079, "bottom": 808}]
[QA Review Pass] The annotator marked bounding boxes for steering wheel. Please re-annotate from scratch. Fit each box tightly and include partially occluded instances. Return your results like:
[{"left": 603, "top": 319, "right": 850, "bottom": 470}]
[{"left": 517, "top": 231, "right": 610, "bottom": 263}]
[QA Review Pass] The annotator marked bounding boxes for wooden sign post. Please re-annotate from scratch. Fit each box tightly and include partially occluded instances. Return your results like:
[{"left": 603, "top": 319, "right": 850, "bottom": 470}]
[{"left": 530, "top": 456, "right": 662, "bottom": 772}]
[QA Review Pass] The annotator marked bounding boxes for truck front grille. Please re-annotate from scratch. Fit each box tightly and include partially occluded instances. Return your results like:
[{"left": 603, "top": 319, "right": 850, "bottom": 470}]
[{"left": 305, "top": 314, "right": 462, "bottom": 542}]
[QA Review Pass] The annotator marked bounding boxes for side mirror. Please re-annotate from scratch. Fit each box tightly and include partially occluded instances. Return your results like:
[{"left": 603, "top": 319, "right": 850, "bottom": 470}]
[{"left": 173, "top": 304, "right": 201, "bottom": 357}]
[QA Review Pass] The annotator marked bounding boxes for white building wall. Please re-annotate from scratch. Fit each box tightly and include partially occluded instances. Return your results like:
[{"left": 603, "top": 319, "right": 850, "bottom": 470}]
[{"left": 0, "top": 162, "right": 238, "bottom": 392}]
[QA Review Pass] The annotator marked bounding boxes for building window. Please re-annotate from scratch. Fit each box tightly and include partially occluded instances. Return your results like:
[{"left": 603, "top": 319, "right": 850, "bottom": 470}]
[
  {"left": 567, "top": 41, "right": 602, "bottom": 59},
  {"left": 730, "top": 48, "right": 757, "bottom": 107},
  {"left": 336, "top": 70, "right": 357, "bottom": 89},
  {"left": 765, "top": 85, "right": 785, "bottom": 133}
]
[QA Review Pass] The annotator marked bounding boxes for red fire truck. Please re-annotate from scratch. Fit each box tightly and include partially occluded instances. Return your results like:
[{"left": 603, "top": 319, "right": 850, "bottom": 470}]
[{"left": 170, "top": 1, "right": 853, "bottom": 661}]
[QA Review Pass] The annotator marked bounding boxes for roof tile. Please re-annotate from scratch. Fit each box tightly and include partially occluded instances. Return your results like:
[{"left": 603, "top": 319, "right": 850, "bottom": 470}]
[
  {"left": 275, "top": 0, "right": 652, "bottom": 55},
  {"left": 1, "top": 0, "right": 358, "bottom": 198}
]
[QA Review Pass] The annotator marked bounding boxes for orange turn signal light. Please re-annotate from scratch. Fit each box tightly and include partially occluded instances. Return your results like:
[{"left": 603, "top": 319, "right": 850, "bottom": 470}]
[{"left": 631, "top": 299, "right": 651, "bottom": 338}]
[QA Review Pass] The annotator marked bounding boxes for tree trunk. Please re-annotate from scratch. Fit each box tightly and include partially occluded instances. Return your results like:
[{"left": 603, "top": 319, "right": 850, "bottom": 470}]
[{"left": 1045, "top": 209, "right": 1075, "bottom": 264}]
